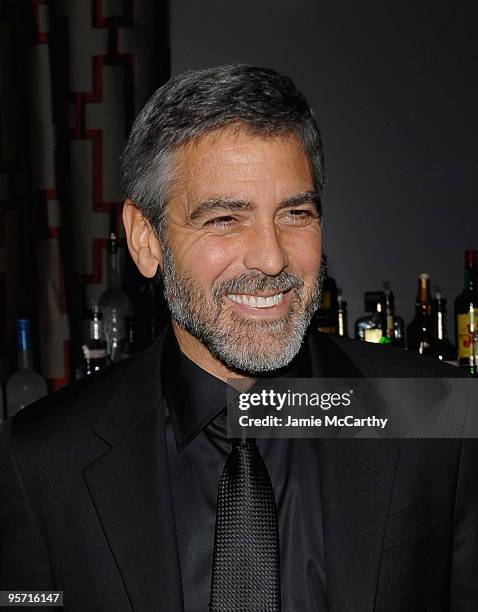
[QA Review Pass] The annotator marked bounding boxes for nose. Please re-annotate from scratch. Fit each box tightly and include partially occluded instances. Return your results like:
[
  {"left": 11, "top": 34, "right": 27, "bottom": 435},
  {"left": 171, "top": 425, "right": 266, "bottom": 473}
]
[{"left": 243, "top": 221, "right": 289, "bottom": 276}]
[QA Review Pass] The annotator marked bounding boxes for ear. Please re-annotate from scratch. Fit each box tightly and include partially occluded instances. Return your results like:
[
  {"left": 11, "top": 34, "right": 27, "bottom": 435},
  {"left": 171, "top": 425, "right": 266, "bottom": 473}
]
[{"left": 122, "top": 199, "right": 163, "bottom": 278}]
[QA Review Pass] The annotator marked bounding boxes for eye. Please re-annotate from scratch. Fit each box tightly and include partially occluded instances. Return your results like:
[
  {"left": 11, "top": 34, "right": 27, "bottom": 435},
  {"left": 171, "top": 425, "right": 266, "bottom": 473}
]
[
  {"left": 204, "top": 215, "right": 238, "bottom": 228},
  {"left": 282, "top": 209, "right": 316, "bottom": 225}
]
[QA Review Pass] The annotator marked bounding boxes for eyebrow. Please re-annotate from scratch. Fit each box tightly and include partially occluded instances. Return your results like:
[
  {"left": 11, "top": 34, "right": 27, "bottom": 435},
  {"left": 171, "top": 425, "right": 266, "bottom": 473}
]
[{"left": 187, "top": 190, "right": 322, "bottom": 222}]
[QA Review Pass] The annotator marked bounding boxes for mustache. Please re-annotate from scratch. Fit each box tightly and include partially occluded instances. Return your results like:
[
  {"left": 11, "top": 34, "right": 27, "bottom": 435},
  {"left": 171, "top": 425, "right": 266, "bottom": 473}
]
[{"left": 212, "top": 271, "right": 304, "bottom": 301}]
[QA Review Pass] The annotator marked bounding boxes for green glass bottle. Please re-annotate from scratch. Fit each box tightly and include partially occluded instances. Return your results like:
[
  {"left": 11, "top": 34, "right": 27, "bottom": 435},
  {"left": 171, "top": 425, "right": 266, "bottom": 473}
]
[{"left": 355, "top": 292, "right": 385, "bottom": 344}]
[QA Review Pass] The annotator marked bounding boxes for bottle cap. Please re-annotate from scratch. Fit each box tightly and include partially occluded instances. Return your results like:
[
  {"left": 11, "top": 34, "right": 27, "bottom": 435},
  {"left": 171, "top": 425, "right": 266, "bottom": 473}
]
[
  {"left": 337, "top": 289, "right": 347, "bottom": 309},
  {"left": 433, "top": 286, "right": 446, "bottom": 310},
  {"left": 417, "top": 273, "right": 431, "bottom": 304},
  {"left": 17, "top": 318, "right": 31, "bottom": 350}
]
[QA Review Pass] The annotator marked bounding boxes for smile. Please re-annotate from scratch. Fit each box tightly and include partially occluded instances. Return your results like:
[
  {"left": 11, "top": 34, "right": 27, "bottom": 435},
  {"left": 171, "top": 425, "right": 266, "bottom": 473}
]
[{"left": 226, "top": 292, "right": 284, "bottom": 308}]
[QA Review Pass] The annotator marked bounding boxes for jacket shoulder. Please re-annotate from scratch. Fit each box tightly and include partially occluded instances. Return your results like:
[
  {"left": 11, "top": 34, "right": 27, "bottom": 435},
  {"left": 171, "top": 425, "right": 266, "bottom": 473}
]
[
  {"left": 3, "top": 359, "right": 130, "bottom": 449},
  {"left": 2, "top": 329, "right": 167, "bottom": 459}
]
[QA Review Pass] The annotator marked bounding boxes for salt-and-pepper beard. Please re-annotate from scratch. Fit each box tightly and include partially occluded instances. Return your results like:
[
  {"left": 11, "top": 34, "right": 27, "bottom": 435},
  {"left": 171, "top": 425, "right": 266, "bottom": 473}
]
[{"left": 160, "top": 241, "right": 325, "bottom": 374}]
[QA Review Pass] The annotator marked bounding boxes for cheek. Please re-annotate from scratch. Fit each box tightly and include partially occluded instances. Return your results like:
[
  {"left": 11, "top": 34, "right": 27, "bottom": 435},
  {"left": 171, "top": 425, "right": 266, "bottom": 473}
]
[
  {"left": 180, "top": 236, "right": 242, "bottom": 286},
  {"left": 284, "top": 230, "right": 323, "bottom": 277}
]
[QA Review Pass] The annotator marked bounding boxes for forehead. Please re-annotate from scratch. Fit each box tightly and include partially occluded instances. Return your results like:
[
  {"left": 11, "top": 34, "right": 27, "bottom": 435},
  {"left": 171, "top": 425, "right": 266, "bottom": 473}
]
[{"left": 171, "top": 127, "right": 314, "bottom": 201}]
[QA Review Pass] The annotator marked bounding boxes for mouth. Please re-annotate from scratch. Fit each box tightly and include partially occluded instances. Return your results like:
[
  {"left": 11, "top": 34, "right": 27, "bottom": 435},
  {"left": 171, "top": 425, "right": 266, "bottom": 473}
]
[
  {"left": 227, "top": 291, "right": 284, "bottom": 308},
  {"left": 225, "top": 289, "right": 293, "bottom": 318}
]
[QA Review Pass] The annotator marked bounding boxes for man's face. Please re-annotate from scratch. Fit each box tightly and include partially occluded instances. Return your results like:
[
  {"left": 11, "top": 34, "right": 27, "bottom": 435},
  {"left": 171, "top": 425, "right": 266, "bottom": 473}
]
[{"left": 160, "top": 126, "right": 324, "bottom": 373}]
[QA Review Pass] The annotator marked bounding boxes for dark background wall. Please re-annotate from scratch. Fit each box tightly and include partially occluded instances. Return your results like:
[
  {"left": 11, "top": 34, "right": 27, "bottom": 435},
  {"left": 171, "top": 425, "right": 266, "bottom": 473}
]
[{"left": 170, "top": 0, "right": 478, "bottom": 332}]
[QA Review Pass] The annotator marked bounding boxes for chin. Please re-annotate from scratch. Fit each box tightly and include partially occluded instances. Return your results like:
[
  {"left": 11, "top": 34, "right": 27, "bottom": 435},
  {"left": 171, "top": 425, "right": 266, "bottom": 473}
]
[{"left": 208, "top": 333, "right": 303, "bottom": 375}]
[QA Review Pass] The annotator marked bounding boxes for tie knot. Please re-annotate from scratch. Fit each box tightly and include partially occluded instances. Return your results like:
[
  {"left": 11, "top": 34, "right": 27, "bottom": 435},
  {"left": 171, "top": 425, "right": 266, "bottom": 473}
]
[{"left": 232, "top": 437, "right": 256, "bottom": 449}]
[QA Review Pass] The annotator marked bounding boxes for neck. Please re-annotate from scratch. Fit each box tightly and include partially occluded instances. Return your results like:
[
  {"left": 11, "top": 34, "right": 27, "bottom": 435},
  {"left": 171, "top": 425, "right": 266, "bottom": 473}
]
[{"left": 171, "top": 318, "right": 255, "bottom": 386}]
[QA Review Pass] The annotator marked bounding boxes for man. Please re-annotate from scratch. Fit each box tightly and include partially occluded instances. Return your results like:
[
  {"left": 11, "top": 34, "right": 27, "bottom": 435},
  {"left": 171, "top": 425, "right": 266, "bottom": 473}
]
[{"left": 0, "top": 65, "right": 477, "bottom": 611}]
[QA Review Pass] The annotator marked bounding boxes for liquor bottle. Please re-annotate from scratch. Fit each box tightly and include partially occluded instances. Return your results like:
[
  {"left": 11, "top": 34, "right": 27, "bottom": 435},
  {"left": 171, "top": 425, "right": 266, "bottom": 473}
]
[
  {"left": 99, "top": 233, "right": 133, "bottom": 361},
  {"left": 382, "top": 281, "right": 406, "bottom": 347},
  {"left": 336, "top": 289, "right": 348, "bottom": 337},
  {"left": 82, "top": 305, "right": 109, "bottom": 376},
  {"left": 6, "top": 319, "right": 48, "bottom": 418},
  {"left": 316, "top": 257, "right": 338, "bottom": 334},
  {"left": 454, "top": 249, "right": 478, "bottom": 374},
  {"left": 406, "top": 273, "right": 434, "bottom": 354},
  {"left": 423, "top": 288, "right": 458, "bottom": 364},
  {"left": 355, "top": 291, "right": 385, "bottom": 343}
]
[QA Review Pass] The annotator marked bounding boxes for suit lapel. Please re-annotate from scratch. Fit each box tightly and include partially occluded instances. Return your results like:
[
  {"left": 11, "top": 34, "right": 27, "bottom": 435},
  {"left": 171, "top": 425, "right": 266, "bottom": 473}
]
[
  {"left": 81, "top": 326, "right": 399, "bottom": 611},
  {"left": 319, "top": 438, "right": 399, "bottom": 611},
  {"left": 310, "top": 331, "right": 400, "bottom": 611},
  {"left": 83, "top": 328, "right": 184, "bottom": 611}
]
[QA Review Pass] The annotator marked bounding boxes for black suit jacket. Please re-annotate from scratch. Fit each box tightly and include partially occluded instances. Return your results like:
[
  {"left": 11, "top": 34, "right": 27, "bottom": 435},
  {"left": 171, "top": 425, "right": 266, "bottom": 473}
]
[{"left": 1, "top": 327, "right": 477, "bottom": 611}]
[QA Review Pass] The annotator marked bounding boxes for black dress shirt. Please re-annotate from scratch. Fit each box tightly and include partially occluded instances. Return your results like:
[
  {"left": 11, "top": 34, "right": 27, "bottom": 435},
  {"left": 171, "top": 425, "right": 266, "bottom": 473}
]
[{"left": 162, "top": 326, "right": 328, "bottom": 611}]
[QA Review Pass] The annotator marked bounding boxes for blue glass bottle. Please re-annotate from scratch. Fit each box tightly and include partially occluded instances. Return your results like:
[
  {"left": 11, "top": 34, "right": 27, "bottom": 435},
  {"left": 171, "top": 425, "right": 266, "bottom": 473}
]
[{"left": 6, "top": 319, "right": 48, "bottom": 418}]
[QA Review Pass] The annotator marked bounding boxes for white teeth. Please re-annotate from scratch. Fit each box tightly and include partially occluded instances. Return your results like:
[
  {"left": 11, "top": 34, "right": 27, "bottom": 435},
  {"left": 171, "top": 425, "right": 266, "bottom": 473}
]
[{"left": 227, "top": 292, "right": 284, "bottom": 308}]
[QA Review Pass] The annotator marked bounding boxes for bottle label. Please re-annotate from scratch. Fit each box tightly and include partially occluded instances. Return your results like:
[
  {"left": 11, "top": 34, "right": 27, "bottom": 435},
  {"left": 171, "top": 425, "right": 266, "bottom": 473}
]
[
  {"left": 338, "top": 313, "right": 346, "bottom": 337},
  {"left": 88, "top": 349, "right": 107, "bottom": 359},
  {"left": 457, "top": 309, "right": 476, "bottom": 358},
  {"left": 364, "top": 328, "right": 383, "bottom": 343},
  {"left": 386, "top": 314, "right": 394, "bottom": 337}
]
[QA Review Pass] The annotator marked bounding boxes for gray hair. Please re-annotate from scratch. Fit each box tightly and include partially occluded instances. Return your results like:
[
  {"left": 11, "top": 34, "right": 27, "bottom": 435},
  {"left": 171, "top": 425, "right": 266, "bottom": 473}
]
[{"left": 120, "top": 64, "right": 326, "bottom": 238}]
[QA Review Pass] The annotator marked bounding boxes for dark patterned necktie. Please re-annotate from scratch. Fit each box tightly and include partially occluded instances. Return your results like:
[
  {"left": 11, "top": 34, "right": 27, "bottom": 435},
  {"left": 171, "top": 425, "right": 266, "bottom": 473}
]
[{"left": 209, "top": 438, "right": 281, "bottom": 611}]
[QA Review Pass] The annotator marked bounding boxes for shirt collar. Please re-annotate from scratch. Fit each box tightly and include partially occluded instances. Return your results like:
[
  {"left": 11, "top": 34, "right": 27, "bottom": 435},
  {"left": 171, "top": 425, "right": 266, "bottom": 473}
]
[{"left": 162, "top": 324, "right": 320, "bottom": 451}]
